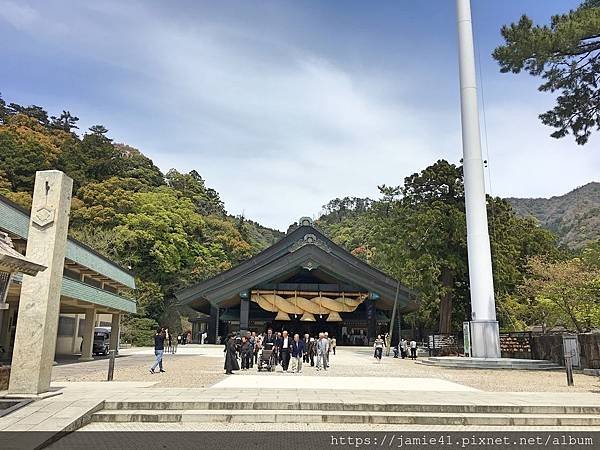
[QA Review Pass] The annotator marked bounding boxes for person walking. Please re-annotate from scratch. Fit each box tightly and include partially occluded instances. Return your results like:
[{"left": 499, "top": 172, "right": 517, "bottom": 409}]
[
  {"left": 308, "top": 337, "right": 316, "bottom": 366},
  {"left": 278, "top": 330, "right": 291, "bottom": 372},
  {"left": 224, "top": 333, "right": 240, "bottom": 374},
  {"left": 409, "top": 339, "right": 418, "bottom": 360},
  {"left": 302, "top": 333, "right": 310, "bottom": 364},
  {"left": 248, "top": 332, "right": 256, "bottom": 368},
  {"left": 316, "top": 333, "right": 329, "bottom": 371},
  {"left": 240, "top": 336, "right": 252, "bottom": 370},
  {"left": 290, "top": 333, "right": 305, "bottom": 373},
  {"left": 254, "top": 333, "right": 263, "bottom": 365},
  {"left": 331, "top": 336, "right": 337, "bottom": 356},
  {"left": 150, "top": 327, "right": 165, "bottom": 374},
  {"left": 324, "top": 332, "right": 332, "bottom": 368},
  {"left": 400, "top": 338, "right": 408, "bottom": 359},
  {"left": 374, "top": 334, "right": 384, "bottom": 363},
  {"left": 165, "top": 328, "right": 172, "bottom": 354}
]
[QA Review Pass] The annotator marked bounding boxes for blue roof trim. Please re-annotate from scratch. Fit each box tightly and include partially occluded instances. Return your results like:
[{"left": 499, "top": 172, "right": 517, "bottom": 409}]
[
  {"left": 0, "top": 196, "right": 135, "bottom": 289},
  {"left": 61, "top": 278, "right": 137, "bottom": 313}
]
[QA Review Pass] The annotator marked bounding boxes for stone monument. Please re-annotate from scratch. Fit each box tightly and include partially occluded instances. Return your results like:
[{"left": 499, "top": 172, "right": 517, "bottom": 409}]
[{"left": 8, "top": 170, "right": 73, "bottom": 395}]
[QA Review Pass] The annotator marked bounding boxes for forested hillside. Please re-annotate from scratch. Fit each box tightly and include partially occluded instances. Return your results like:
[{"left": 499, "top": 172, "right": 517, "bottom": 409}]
[
  {"left": 507, "top": 182, "right": 600, "bottom": 250},
  {"left": 0, "top": 94, "right": 282, "bottom": 338},
  {"left": 317, "top": 162, "right": 600, "bottom": 335}
]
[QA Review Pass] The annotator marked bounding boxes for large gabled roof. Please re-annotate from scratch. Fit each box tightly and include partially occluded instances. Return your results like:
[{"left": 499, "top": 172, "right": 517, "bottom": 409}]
[{"left": 175, "top": 222, "right": 418, "bottom": 313}]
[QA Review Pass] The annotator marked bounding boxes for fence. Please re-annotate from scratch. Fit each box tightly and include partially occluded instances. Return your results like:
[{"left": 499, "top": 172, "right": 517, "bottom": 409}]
[{"left": 531, "top": 333, "right": 600, "bottom": 369}]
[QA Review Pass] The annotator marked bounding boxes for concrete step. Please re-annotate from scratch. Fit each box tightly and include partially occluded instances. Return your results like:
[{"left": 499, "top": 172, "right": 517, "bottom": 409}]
[
  {"left": 101, "top": 401, "right": 600, "bottom": 415},
  {"left": 92, "top": 409, "right": 600, "bottom": 426}
]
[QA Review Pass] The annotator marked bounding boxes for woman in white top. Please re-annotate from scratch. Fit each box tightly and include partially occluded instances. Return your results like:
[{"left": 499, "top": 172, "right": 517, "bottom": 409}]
[{"left": 373, "top": 335, "right": 384, "bottom": 362}]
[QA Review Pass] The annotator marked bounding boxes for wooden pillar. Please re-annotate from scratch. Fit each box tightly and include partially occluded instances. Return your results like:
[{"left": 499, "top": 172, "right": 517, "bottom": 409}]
[
  {"left": 239, "top": 292, "right": 249, "bottom": 336},
  {"left": 367, "top": 299, "right": 377, "bottom": 344},
  {"left": 208, "top": 304, "right": 219, "bottom": 344}
]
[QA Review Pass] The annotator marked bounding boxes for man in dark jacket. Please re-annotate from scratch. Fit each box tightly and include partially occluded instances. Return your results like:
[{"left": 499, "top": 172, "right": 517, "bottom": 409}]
[
  {"left": 308, "top": 337, "right": 316, "bottom": 366},
  {"left": 263, "top": 328, "right": 276, "bottom": 347},
  {"left": 150, "top": 327, "right": 165, "bottom": 374},
  {"left": 240, "top": 335, "right": 252, "bottom": 370},
  {"left": 224, "top": 333, "right": 240, "bottom": 374},
  {"left": 290, "top": 333, "right": 305, "bottom": 373}
]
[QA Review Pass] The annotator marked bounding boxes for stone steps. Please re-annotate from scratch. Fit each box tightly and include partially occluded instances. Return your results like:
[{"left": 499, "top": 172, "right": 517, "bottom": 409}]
[
  {"left": 91, "top": 409, "right": 600, "bottom": 426},
  {"left": 417, "top": 357, "right": 562, "bottom": 370},
  {"left": 101, "top": 401, "right": 600, "bottom": 415}
]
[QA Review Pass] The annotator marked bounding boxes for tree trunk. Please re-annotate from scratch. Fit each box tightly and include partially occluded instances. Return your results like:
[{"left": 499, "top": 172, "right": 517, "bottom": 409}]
[{"left": 438, "top": 268, "right": 454, "bottom": 334}]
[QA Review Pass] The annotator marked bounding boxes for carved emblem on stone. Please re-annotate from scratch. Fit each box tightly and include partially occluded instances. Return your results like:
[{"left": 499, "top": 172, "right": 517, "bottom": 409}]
[
  {"left": 32, "top": 207, "right": 55, "bottom": 228},
  {"left": 289, "top": 233, "right": 332, "bottom": 253}
]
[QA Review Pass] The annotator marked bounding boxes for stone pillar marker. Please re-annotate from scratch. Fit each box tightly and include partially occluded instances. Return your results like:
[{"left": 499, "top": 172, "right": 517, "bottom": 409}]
[
  {"left": 9, "top": 170, "right": 73, "bottom": 395},
  {"left": 79, "top": 308, "right": 96, "bottom": 361}
]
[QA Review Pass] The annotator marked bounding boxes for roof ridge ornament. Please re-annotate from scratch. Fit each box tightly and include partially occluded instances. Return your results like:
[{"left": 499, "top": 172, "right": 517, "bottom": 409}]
[
  {"left": 289, "top": 232, "right": 332, "bottom": 253},
  {"left": 298, "top": 217, "right": 313, "bottom": 227}
]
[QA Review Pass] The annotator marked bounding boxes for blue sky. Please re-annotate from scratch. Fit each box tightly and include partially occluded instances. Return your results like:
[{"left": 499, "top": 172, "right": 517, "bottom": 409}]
[{"left": 1, "top": 0, "right": 598, "bottom": 230}]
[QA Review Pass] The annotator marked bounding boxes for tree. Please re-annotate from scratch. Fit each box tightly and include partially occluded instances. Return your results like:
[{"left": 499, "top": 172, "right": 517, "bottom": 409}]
[
  {"left": 517, "top": 254, "right": 600, "bottom": 332},
  {"left": 165, "top": 169, "right": 225, "bottom": 216},
  {"left": 6, "top": 103, "right": 49, "bottom": 126},
  {"left": 50, "top": 111, "right": 79, "bottom": 133},
  {"left": 59, "top": 126, "right": 122, "bottom": 188},
  {"left": 114, "top": 144, "right": 165, "bottom": 187},
  {"left": 0, "top": 93, "right": 8, "bottom": 124},
  {"left": 319, "top": 159, "right": 562, "bottom": 335},
  {"left": 0, "top": 114, "right": 65, "bottom": 191},
  {"left": 493, "top": 1, "right": 600, "bottom": 145}
]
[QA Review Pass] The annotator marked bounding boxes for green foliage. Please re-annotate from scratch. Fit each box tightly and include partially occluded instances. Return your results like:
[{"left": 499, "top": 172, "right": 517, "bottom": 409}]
[
  {"left": 511, "top": 247, "right": 600, "bottom": 332},
  {"left": 0, "top": 94, "right": 280, "bottom": 339},
  {"left": 319, "top": 159, "right": 561, "bottom": 334},
  {"left": 165, "top": 169, "right": 225, "bottom": 216},
  {"left": 493, "top": 1, "right": 600, "bottom": 145},
  {"left": 121, "top": 317, "right": 159, "bottom": 347}
]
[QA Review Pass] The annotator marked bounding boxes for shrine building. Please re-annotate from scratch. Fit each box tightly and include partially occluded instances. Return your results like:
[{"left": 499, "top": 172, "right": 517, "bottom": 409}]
[{"left": 176, "top": 217, "right": 418, "bottom": 345}]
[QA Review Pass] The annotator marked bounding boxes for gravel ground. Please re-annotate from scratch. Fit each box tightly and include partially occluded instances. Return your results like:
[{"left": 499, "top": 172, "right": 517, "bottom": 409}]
[
  {"left": 51, "top": 346, "right": 600, "bottom": 392},
  {"left": 52, "top": 353, "right": 226, "bottom": 388}
]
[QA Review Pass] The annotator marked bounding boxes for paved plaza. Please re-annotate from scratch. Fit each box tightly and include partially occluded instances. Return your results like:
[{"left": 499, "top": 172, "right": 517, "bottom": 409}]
[
  {"left": 51, "top": 345, "right": 600, "bottom": 393},
  {"left": 0, "top": 345, "right": 599, "bottom": 448}
]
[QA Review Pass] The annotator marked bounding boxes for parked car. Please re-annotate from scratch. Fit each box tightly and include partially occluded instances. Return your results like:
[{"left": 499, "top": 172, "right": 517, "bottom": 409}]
[
  {"left": 93, "top": 329, "right": 110, "bottom": 355},
  {"left": 80, "top": 327, "right": 112, "bottom": 356}
]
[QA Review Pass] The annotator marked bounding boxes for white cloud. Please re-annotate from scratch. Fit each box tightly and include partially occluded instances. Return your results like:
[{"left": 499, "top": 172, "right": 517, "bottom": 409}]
[
  {"left": 3, "top": 1, "right": 597, "bottom": 230},
  {"left": 0, "top": 1, "right": 38, "bottom": 30}
]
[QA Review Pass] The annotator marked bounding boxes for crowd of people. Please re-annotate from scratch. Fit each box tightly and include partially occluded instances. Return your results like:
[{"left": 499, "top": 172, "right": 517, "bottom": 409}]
[
  {"left": 150, "top": 326, "right": 419, "bottom": 375},
  {"left": 223, "top": 329, "right": 337, "bottom": 375}
]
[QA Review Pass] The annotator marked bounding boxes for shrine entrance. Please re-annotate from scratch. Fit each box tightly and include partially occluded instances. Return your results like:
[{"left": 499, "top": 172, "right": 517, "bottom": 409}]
[{"left": 176, "top": 217, "right": 417, "bottom": 345}]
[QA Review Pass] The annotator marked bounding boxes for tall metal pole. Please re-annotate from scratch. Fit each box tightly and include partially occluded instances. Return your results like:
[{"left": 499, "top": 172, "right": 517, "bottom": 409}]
[
  {"left": 456, "top": 0, "right": 500, "bottom": 358},
  {"left": 386, "top": 280, "right": 401, "bottom": 356}
]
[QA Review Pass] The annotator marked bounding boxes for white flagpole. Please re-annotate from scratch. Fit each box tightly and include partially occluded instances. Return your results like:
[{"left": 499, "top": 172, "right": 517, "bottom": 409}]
[{"left": 456, "top": 0, "right": 500, "bottom": 358}]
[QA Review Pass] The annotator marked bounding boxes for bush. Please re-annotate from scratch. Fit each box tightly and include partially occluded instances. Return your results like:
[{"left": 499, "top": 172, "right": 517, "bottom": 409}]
[{"left": 121, "top": 317, "right": 158, "bottom": 347}]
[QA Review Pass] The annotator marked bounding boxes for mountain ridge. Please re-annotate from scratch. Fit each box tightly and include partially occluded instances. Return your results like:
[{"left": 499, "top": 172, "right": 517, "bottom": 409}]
[{"left": 506, "top": 182, "right": 599, "bottom": 249}]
